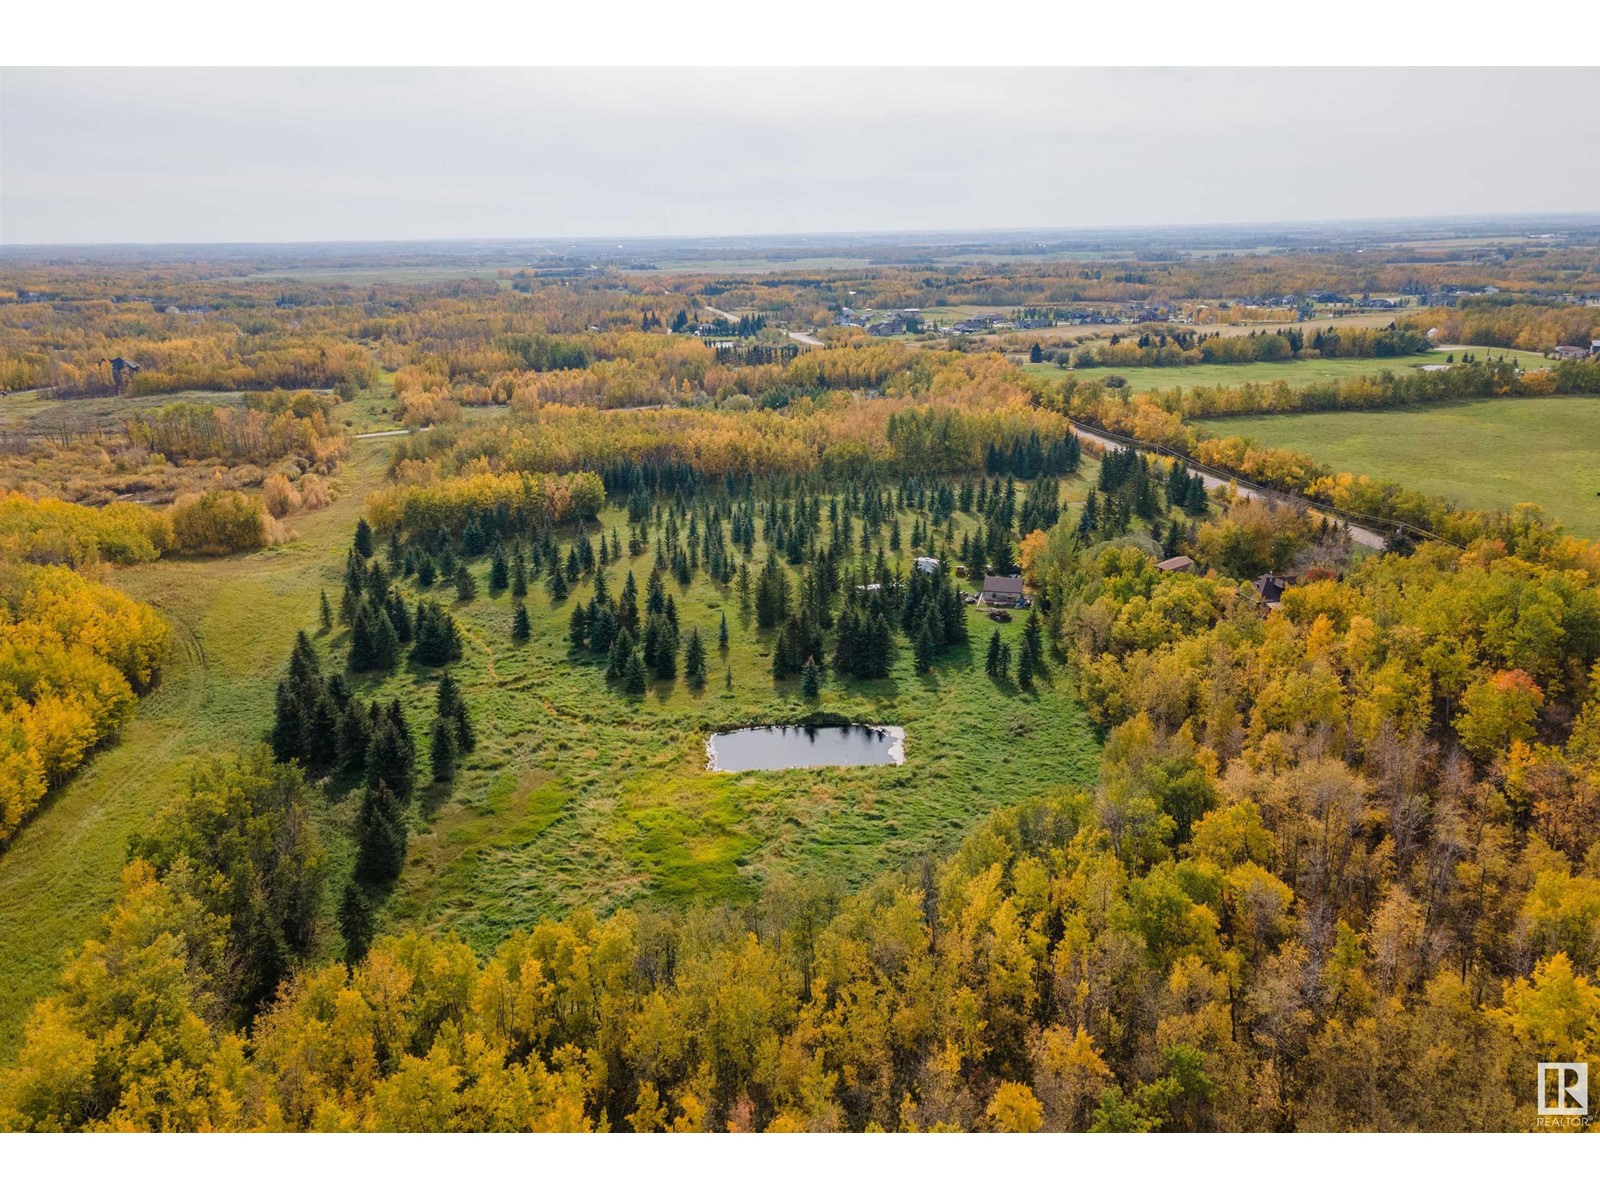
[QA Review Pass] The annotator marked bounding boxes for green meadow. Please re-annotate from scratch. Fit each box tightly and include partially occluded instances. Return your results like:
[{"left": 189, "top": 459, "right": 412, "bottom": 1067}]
[
  {"left": 382, "top": 492, "right": 1102, "bottom": 949},
  {"left": 1196, "top": 394, "right": 1600, "bottom": 538},
  {"left": 1022, "top": 346, "right": 1525, "bottom": 393}
]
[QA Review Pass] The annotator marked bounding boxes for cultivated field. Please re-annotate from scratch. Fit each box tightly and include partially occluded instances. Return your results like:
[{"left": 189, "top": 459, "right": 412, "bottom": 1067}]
[
  {"left": 1196, "top": 394, "right": 1600, "bottom": 537},
  {"left": 1022, "top": 346, "right": 1524, "bottom": 392}
]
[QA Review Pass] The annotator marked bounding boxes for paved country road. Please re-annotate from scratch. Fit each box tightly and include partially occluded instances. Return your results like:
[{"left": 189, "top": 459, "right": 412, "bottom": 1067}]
[{"left": 1069, "top": 421, "right": 1390, "bottom": 550}]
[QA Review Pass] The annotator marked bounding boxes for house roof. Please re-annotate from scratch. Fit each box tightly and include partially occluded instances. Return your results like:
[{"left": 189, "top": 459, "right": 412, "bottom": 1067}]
[
  {"left": 981, "top": 575, "right": 1025, "bottom": 595},
  {"left": 1253, "top": 573, "right": 1294, "bottom": 604},
  {"left": 1155, "top": 555, "right": 1194, "bottom": 571}
]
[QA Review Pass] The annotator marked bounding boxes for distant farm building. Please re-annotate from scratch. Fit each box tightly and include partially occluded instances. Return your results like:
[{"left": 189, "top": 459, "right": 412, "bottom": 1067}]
[
  {"left": 97, "top": 356, "right": 142, "bottom": 390},
  {"left": 914, "top": 556, "right": 941, "bottom": 575},
  {"left": 1554, "top": 345, "right": 1588, "bottom": 360},
  {"left": 980, "top": 575, "right": 1026, "bottom": 606},
  {"left": 1155, "top": 555, "right": 1195, "bottom": 574}
]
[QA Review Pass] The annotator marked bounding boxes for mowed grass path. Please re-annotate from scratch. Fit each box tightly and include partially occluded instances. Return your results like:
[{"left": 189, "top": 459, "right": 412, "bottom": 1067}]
[
  {"left": 1196, "top": 395, "right": 1600, "bottom": 538},
  {"left": 0, "top": 387, "right": 405, "bottom": 1060},
  {"left": 1022, "top": 347, "right": 1524, "bottom": 393}
]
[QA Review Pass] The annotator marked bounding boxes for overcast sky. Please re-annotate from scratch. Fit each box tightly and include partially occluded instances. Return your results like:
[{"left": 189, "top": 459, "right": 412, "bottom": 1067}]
[{"left": 2, "top": 67, "right": 1597, "bottom": 245}]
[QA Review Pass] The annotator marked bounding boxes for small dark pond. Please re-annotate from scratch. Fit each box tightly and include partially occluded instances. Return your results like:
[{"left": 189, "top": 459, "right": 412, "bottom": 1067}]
[{"left": 706, "top": 724, "right": 906, "bottom": 772}]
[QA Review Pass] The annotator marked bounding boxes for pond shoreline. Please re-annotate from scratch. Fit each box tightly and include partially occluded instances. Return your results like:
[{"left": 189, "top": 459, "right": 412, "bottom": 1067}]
[{"left": 707, "top": 723, "right": 907, "bottom": 772}]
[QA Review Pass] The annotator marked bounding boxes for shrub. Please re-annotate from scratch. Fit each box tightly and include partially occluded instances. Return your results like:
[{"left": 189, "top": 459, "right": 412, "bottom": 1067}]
[{"left": 169, "top": 490, "right": 275, "bottom": 556}]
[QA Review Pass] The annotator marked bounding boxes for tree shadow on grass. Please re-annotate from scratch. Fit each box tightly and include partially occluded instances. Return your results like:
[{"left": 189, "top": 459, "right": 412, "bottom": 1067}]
[{"left": 418, "top": 776, "right": 453, "bottom": 821}]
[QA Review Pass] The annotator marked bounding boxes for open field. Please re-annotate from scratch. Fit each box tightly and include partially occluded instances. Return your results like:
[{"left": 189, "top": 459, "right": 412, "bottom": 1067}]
[
  {"left": 1021, "top": 346, "right": 1525, "bottom": 392},
  {"left": 1116, "top": 310, "right": 1409, "bottom": 340},
  {"left": 223, "top": 266, "right": 518, "bottom": 284},
  {"left": 0, "top": 436, "right": 392, "bottom": 1059},
  {"left": 0, "top": 388, "right": 260, "bottom": 436},
  {"left": 638, "top": 256, "right": 872, "bottom": 273},
  {"left": 977, "top": 312, "right": 1424, "bottom": 355},
  {"left": 0, "top": 380, "right": 406, "bottom": 1056},
  {"left": 0, "top": 404, "right": 1101, "bottom": 1057},
  {"left": 1196, "top": 394, "right": 1600, "bottom": 538}
]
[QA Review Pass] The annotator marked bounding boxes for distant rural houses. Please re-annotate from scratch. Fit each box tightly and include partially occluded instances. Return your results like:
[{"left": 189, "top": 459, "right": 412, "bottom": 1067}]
[
  {"left": 952, "top": 313, "right": 1007, "bottom": 334},
  {"left": 1550, "top": 341, "right": 1600, "bottom": 360}
]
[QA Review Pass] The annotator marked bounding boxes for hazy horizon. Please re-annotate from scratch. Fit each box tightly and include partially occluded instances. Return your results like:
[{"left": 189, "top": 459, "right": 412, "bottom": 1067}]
[
  {"left": 4, "top": 67, "right": 1599, "bottom": 245},
  {"left": 6, "top": 211, "right": 1600, "bottom": 254}
]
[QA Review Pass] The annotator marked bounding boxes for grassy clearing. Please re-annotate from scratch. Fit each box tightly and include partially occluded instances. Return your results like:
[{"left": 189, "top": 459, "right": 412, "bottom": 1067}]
[
  {"left": 1196, "top": 394, "right": 1600, "bottom": 538},
  {"left": 0, "top": 388, "right": 260, "bottom": 436},
  {"left": 1020, "top": 347, "right": 1526, "bottom": 392},
  {"left": 387, "top": 491, "right": 1101, "bottom": 950}
]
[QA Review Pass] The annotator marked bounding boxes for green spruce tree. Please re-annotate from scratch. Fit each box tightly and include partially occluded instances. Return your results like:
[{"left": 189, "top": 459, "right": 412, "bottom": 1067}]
[
  {"left": 623, "top": 649, "right": 648, "bottom": 695},
  {"left": 430, "top": 716, "right": 456, "bottom": 782},
  {"left": 353, "top": 782, "right": 407, "bottom": 885},
  {"left": 338, "top": 879, "right": 375, "bottom": 963},
  {"left": 684, "top": 627, "right": 706, "bottom": 687},
  {"left": 801, "top": 656, "right": 822, "bottom": 701}
]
